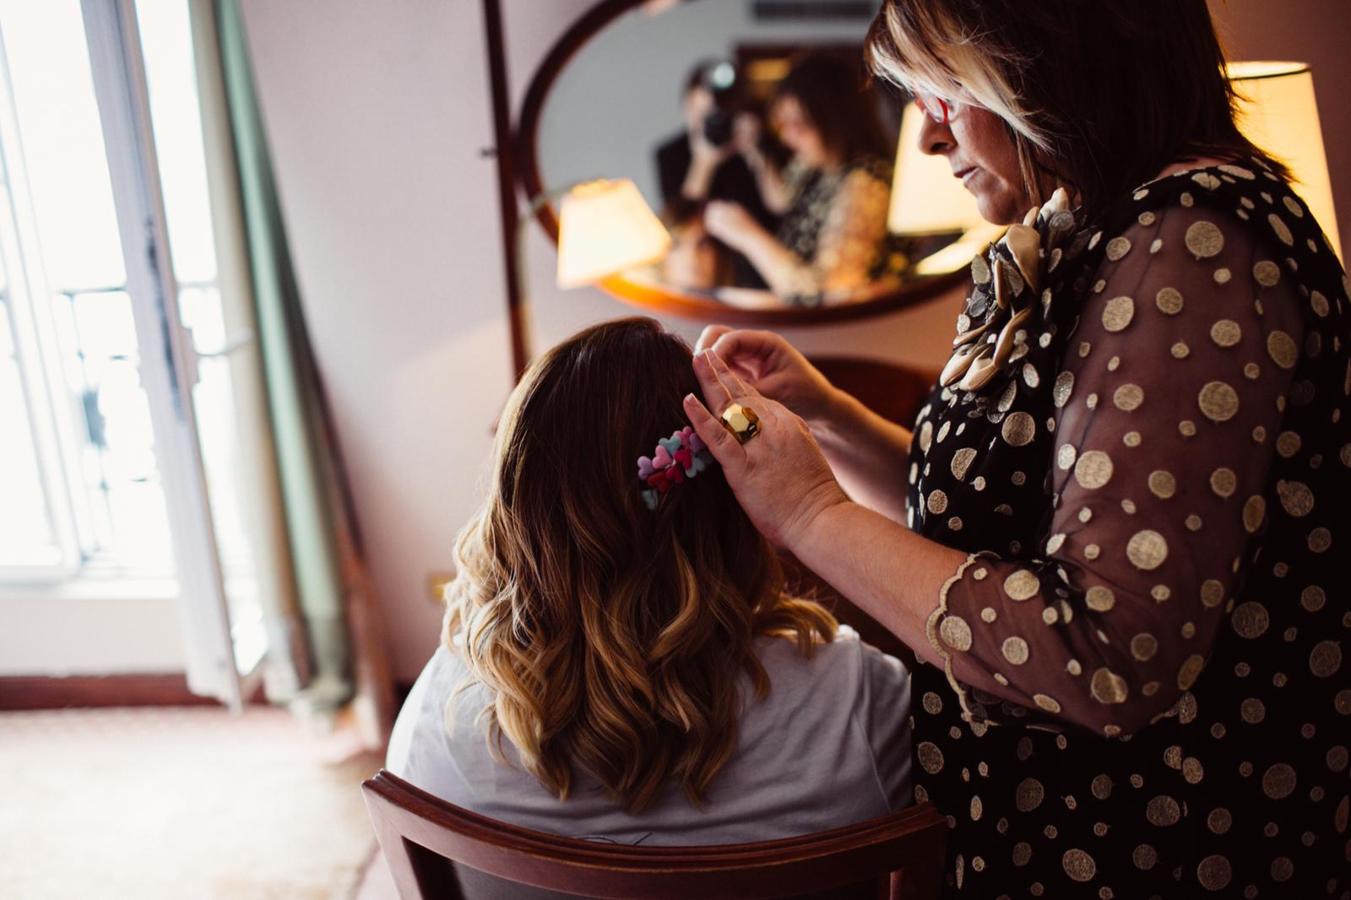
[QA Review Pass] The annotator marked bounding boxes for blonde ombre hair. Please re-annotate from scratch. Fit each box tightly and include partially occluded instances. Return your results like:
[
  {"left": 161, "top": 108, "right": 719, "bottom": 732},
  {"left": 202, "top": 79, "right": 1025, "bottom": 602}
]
[
  {"left": 444, "top": 318, "right": 836, "bottom": 813},
  {"left": 867, "top": 1, "right": 1050, "bottom": 153},
  {"left": 865, "top": 0, "right": 1287, "bottom": 216}
]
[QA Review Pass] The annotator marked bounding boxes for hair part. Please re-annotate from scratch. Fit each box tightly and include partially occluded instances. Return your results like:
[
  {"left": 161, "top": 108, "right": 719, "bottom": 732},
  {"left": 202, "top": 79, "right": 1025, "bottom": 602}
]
[
  {"left": 444, "top": 318, "right": 836, "bottom": 812},
  {"left": 866, "top": 0, "right": 1289, "bottom": 216}
]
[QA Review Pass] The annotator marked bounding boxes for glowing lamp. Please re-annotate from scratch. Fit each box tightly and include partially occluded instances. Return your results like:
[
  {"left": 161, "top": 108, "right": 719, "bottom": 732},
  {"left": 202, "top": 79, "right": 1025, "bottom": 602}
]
[
  {"left": 1229, "top": 61, "right": 1341, "bottom": 261},
  {"left": 555, "top": 178, "right": 671, "bottom": 288}
]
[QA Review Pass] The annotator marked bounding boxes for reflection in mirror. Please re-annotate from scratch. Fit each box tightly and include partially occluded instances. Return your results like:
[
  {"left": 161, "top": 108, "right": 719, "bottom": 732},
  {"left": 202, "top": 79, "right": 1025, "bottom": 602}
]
[{"left": 531, "top": 0, "right": 986, "bottom": 317}]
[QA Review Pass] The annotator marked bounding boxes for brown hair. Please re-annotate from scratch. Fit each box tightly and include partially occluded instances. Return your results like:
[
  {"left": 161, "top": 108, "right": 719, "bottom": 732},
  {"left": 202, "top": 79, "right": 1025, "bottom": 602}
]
[
  {"left": 775, "top": 51, "right": 893, "bottom": 166},
  {"left": 865, "top": 0, "right": 1288, "bottom": 217},
  {"left": 445, "top": 318, "right": 835, "bottom": 812}
]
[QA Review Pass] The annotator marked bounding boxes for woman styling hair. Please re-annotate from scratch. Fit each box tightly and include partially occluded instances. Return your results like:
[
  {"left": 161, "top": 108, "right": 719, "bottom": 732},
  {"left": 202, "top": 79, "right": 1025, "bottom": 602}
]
[{"left": 684, "top": 1, "right": 1348, "bottom": 895}]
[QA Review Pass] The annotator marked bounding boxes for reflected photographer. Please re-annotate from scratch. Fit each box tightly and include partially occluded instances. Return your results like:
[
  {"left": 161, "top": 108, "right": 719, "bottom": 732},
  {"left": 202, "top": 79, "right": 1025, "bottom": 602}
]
[{"left": 654, "top": 60, "right": 778, "bottom": 287}]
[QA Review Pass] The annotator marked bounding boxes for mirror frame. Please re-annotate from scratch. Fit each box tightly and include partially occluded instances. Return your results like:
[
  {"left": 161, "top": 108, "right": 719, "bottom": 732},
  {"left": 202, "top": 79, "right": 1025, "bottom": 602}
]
[{"left": 515, "top": 0, "right": 966, "bottom": 326}]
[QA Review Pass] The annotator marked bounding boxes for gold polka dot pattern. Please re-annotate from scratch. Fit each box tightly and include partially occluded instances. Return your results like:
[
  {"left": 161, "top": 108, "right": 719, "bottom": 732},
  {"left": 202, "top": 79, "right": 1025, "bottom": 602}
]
[
  {"left": 1155, "top": 286, "right": 1184, "bottom": 314},
  {"left": 1101, "top": 296, "right": 1135, "bottom": 332},
  {"left": 1197, "top": 381, "right": 1240, "bottom": 422},
  {"left": 904, "top": 159, "right": 1346, "bottom": 896},
  {"left": 1184, "top": 221, "right": 1225, "bottom": 258},
  {"left": 1074, "top": 450, "right": 1114, "bottom": 489},
  {"left": 1210, "top": 319, "right": 1241, "bottom": 347},
  {"left": 1113, "top": 384, "right": 1144, "bottom": 411}
]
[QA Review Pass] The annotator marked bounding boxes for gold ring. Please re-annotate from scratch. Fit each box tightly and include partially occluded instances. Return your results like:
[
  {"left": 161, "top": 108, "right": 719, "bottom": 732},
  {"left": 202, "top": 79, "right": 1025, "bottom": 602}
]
[{"left": 720, "top": 402, "right": 761, "bottom": 444}]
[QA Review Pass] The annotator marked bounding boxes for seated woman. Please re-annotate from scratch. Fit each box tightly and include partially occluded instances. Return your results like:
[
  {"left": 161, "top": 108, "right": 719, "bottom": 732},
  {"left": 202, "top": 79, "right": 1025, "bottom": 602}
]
[
  {"left": 387, "top": 318, "right": 911, "bottom": 845},
  {"left": 703, "top": 53, "right": 894, "bottom": 304}
]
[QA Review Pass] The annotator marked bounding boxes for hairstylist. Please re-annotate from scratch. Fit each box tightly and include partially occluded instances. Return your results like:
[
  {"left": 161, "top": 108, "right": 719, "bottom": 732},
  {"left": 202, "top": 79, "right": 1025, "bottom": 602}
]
[{"left": 685, "top": 1, "right": 1349, "bottom": 896}]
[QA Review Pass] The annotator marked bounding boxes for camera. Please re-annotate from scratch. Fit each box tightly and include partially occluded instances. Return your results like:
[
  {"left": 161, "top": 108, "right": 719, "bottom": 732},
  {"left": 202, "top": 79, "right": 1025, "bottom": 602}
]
[
  {"left": 703, "top": 109, "right": 734, "bottom": 147},
  {"left": 700, "top": 61, "right": 739, "bottom": 147}
]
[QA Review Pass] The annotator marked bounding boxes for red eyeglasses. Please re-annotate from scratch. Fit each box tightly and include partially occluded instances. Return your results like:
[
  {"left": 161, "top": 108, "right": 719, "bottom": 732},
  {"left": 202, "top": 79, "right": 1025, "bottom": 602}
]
[{"left": 913, "top": 91, "right": 963, "bottom": 125}]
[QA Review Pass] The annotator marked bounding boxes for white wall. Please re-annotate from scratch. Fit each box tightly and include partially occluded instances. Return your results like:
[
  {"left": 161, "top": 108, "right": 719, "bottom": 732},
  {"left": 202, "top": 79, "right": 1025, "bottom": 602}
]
[
  {"left": 239, "top": 0, "right": 515, "bottom": 682},
  {"left": 0, "top": 587, "right": 184, "bottom": 674},
  {"left": 240, "top": 0, "right": 1351, "bottom": 684}
]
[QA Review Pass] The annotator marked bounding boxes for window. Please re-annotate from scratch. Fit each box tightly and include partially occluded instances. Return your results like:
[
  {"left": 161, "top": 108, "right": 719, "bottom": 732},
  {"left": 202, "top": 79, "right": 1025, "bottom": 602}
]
[{"left": 0, "top": 0, "right": 266, "bottom": 704}]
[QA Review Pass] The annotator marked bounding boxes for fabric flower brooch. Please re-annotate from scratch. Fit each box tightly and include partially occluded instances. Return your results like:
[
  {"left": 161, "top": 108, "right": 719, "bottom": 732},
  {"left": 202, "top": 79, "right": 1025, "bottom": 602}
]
[
  {"left": 940, "top": 187, "right": 1087, "bottom": 393},
  {"left": 637, "top": 426, "right": 715, "bottom": 510}
]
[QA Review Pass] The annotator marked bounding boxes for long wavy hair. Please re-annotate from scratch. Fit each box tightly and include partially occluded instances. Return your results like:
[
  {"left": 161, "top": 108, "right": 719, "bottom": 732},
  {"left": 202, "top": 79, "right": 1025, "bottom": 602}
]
[{"left": 444, "top": 318, "right": 836, "bottom": 812}]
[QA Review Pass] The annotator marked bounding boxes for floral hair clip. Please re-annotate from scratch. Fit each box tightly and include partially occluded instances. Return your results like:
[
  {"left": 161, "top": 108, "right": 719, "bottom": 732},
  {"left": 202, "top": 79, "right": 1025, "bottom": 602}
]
[{"left": 636, "top": 426, "right": 715, "bottom": 510}]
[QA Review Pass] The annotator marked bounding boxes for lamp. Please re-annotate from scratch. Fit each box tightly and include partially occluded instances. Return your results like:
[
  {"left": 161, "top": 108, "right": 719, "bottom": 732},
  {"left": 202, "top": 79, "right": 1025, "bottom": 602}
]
[
  {"left": 1229, "top": 61, "right": 1341, "bottom": 261},
  {"left": 505, "top": 177, "right": 669, "bottom": 366},
  {"left": 555, "top": 179, "right": 671, "bottom": 289}
]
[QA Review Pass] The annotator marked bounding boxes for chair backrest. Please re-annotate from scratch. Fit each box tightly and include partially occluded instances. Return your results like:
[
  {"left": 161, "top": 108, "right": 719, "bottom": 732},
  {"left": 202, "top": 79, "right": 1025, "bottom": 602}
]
[
  {"left": 807, "top": 356, "right": 938, "bottom": 431},
  {"left": 362, "top": 770, "right": 947, "bottom": 900}
]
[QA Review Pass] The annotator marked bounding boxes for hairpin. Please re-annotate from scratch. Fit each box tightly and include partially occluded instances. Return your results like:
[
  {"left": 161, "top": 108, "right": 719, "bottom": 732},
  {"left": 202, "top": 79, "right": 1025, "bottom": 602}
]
[{"left": 636, "top": 426, "right": 715, "bottom": 510}]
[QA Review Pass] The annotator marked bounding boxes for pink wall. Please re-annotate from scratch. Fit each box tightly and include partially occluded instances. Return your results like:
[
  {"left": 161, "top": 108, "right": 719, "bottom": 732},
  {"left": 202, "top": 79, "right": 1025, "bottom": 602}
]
[{"left": 1209, "top": 0, "right": 1351, "bottom": 257}]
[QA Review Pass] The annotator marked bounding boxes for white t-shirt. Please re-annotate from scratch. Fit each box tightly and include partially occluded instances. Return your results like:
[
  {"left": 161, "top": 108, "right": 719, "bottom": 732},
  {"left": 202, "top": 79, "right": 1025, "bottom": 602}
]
[{"left": 386, "top": 625, "right": 912, "bottom": 846}]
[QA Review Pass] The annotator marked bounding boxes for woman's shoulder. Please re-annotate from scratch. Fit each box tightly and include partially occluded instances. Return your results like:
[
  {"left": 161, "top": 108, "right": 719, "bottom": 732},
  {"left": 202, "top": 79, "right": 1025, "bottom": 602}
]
[
  {"left": 387, "top": 645, "right": 485, "bottom": 760},
  {"left": 1124, "top": 155, "right": 1317, "bottom": 237},
  {"left": 753, "top": 626, "right": 909, "bottom": 702},
  {"left": 1094, "top": 154, "right": 1344, "bottom": 288}
]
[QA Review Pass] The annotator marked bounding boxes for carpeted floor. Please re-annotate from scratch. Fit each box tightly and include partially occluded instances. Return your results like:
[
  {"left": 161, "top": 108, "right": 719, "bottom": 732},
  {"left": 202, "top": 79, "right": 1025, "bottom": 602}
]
[{"left": 0, "top": 707, "right": 383, "bottom": 899}]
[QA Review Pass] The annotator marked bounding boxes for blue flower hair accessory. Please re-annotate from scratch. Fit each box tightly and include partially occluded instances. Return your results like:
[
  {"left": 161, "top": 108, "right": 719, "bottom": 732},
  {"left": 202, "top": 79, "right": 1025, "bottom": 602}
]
[{"left": 636, "top": 426, "right": 715, "bottom": 510}]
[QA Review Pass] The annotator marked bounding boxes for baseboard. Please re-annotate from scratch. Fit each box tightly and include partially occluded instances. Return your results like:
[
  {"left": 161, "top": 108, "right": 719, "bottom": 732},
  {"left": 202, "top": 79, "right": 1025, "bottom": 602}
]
[{"left": 0, "top": 673, "right": 263, "bottom": 710}]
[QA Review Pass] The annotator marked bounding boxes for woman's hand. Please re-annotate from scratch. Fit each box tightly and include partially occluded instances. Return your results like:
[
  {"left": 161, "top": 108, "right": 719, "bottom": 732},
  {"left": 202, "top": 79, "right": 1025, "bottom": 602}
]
[
  {"left": 732, "top": 113, "right": 763, "bottom": 160},
  {"left": 682, "top": 132, "right": 733, "bottom": 202},
  {"left": 696, "top": 326, "right": 915, "bottom": 525},
  {"left": 693, "top": 326, "right": 839, "bottom": 424},
  {"left": 702, "top": 201, "right": 761, "bottom": 252},
  {"left": 684, "top": 350, "right": 849, "bottom": 549}
]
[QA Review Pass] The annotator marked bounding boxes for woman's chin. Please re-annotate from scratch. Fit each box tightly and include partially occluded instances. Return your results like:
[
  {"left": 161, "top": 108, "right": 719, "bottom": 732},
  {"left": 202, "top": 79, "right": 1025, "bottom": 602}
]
[{"left": 972, "top": 190, "right": 1024, "bottom": 227}]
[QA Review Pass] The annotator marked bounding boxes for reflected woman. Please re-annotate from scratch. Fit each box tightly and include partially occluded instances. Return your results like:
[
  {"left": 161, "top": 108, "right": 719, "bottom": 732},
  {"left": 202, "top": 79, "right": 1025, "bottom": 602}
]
[{"left": 704, "top": 53, "right": 894, "bottom": 304}]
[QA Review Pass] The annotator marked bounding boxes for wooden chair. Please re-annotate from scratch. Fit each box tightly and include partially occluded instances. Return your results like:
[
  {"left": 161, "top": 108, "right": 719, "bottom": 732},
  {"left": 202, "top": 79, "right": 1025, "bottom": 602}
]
[{"left": 362, "top": 770, "right": 947, "bottom": 900}]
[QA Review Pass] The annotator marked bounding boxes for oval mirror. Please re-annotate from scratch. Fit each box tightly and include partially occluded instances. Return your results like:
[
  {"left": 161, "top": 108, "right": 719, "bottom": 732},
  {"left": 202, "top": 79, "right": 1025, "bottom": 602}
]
[{"left": 518, "top": 0, "right": 992, "bottom": 326}]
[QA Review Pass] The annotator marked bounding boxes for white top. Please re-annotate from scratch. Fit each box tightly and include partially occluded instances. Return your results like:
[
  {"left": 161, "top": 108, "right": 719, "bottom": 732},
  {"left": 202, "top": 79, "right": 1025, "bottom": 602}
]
[{"left": 387, "top": 626, "right": 912, "bottom": 846}]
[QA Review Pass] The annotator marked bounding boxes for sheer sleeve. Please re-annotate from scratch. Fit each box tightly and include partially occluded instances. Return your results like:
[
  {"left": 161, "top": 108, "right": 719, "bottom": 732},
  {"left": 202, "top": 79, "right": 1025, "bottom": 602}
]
[
  {"left": 926, "top": 205, "right": 1305, "bottom": 737},
  {"left": 759, "top": 168, "right": 890, "bottom": 299}
]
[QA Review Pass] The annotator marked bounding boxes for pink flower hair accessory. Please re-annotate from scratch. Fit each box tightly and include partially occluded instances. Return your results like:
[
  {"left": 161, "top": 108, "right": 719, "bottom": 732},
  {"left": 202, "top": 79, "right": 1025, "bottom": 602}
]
[{"left": 637, "top": 426, "right": 714, "bottom": 510}]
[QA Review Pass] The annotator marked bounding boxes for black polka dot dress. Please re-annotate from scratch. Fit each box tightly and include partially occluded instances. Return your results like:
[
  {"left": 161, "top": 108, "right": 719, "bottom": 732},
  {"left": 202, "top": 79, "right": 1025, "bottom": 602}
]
[{"left": 905, "top": 159, "right": 1350, "bottom": 898}]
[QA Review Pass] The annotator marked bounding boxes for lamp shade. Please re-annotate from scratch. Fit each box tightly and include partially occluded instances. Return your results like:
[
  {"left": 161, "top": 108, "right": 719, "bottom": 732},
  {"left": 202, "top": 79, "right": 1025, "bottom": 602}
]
[
  {"left": 555, "top": 178, "right": 671, "bottom": 288},
  {"left": 888, "top": 104, "right": 986, "bottom": 235},
  {"left": 1229, "top": 61, "right": 1341, "bottom": 261}
]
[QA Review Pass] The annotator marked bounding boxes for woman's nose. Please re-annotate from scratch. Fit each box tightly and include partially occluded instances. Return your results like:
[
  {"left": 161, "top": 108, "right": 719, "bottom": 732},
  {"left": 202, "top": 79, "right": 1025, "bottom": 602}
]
[{"left": 917, "top": 112, "right": 954, "bottom": 156}]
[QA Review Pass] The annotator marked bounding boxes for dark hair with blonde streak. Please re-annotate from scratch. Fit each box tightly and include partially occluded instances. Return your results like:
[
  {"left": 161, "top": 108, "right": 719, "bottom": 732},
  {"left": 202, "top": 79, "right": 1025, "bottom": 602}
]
[
  {"left": 444, "top": 318, "right": 836, "bottom": 813},
  {"left": 865, "top": 0, "right": 1289, "bottom": 218}
]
